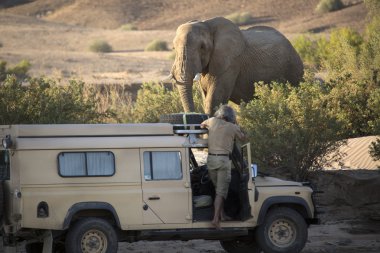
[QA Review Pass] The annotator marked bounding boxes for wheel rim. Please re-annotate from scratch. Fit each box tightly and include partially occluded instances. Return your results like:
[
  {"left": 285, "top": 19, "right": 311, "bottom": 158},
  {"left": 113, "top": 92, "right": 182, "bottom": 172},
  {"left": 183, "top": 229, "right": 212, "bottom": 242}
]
[
  {"left": 268, "top": 218, "right": 297, "bottom": 248},
  {"left": 81, "top": 229, "right": 108, "bottom": 253}
]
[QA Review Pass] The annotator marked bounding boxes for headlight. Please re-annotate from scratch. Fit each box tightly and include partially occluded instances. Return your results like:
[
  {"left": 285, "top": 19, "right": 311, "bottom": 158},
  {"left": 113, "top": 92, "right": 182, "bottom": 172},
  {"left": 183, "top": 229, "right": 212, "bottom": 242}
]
[{"left": 2, "top": 135, "right": 12, "bottom": 149}]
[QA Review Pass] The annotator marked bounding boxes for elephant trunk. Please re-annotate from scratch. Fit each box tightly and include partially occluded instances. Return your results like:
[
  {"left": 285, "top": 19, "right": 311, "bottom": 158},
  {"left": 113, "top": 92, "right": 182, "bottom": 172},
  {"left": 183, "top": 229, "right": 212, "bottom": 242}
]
[
  {"left": 171, "top": 46, "right": 198, "bottom": 112},
  {"left": 177, "top": 82, "right": 195, "bottom": 112}
]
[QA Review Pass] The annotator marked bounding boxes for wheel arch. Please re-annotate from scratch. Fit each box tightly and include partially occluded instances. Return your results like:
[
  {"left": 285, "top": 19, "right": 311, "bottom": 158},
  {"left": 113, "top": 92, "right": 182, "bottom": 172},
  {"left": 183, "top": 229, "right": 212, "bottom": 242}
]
[
  {"left": 257, "top": 196, "right": 312, "bottom": 225},
  {"left": 62, "top": 202, "right": 121, "bottom": 230}
]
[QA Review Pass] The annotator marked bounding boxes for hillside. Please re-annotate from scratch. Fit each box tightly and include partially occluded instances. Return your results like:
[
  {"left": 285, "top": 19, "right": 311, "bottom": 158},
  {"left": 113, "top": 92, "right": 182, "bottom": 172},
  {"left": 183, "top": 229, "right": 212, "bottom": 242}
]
[
  {"left": 1, "top": 0, "right": 367, "bottom": 32},
  {"left": 0, "top": 0, "right": 370, "bottom": 85}
]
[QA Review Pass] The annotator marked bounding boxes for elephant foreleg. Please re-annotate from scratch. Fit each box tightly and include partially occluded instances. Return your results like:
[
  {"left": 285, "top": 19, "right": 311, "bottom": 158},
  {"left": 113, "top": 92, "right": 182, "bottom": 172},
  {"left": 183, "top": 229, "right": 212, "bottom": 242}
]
[{"left": 203, "top": 71, "right": 238, "bottom": 115}]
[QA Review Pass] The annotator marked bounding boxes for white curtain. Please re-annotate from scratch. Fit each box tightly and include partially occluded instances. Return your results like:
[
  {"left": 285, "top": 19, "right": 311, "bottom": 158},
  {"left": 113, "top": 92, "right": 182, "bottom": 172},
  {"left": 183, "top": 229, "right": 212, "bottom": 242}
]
[
  {"left": 144, "top": 151, "right": 182, "bottom": 180},
  {"left": 59, "top": 152, "right": 114, "bottom": 177},
  {"left": 87, "top": 152, "right": 114, "bottom": 176},
  {"left": 59, "top": 153, "right": 86, "bottom": 176}
]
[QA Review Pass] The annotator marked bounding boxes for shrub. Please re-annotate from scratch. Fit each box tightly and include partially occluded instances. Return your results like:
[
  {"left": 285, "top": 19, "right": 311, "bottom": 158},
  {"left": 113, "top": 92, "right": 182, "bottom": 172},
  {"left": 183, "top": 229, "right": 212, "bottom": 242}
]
[
  {"left": 292, "top": 34, "right": 323, "bottom": 68},
  {"left": 315, "top": 0, "right": 344, "bottom": 14},
  {"left": 131, "top": 82, "right": 204, "bottom": 123},
  {"left": 0, "top": 76, "right": 113, "bottom": 124},
  {"left": 120, "top": 23, "right": 137, "bottom": 31},
  {"left": 225, "top": 12, "right": 254, "bottom": 26},
  {"left": 322, "top": 28, "right": 363, "bottom": 77},
  {"left": 239, "top": 82, "right": 345, "bottom": 180},
  {"left": 0, "top": 59, "right": 31, "bottom": 82},
  {"left": 93, "top": 84, "right": 134, "bottom": 123},
  {"left": 144, "top": 40, "right": 168, "bottom": 52},
  {"left": 89, "top": 40, "right": 113, "bottom": 53},
  {"left": 0, "top": 42, "right": 2, "bottom": 47}
]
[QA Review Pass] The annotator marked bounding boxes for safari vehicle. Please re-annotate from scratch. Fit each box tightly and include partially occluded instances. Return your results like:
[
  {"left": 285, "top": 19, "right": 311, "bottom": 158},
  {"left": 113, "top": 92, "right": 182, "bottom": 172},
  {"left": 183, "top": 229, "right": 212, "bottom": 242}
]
[{"left": 0, "top": 115, "right": 319, "bottom": 253}]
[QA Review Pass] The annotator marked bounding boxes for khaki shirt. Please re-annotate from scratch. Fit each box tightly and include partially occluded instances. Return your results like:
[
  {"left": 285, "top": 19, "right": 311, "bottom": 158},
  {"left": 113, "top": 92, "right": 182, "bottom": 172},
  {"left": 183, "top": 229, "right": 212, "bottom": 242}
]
[{"left": 201, "top": 117, "right": 244, "bottom": 154}]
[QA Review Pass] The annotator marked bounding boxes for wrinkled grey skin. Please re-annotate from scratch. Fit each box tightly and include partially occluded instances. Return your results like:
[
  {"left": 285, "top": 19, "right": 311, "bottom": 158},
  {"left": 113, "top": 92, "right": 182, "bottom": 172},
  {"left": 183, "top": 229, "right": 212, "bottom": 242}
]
[{"left": 170, "top": 17, "right": 304, "bottom": 115}]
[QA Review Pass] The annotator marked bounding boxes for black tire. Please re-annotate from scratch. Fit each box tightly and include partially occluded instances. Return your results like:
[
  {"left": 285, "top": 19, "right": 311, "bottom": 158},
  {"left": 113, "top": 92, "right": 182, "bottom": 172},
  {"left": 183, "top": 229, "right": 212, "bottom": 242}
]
[
  {"left": 159, "top": 113, "right": 208, "bottom": 125},
  {"left": 220, "top": 237, "right": 262, "bottom": 253},
  {"left": 65, "top": 218, "right": 118, "bottom": 253},
  {"left": 255, "top": 207, "right": 308, "bottom": 253},
  {"left": 25, "top": 242, "right": 43, "bottom": 253}
]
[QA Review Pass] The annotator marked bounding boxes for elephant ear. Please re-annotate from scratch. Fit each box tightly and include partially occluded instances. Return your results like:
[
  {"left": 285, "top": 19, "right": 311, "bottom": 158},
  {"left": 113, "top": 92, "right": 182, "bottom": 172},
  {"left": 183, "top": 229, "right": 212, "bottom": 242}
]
[{"left": 205, "top": 17, "right": 246, "bottom": 76}]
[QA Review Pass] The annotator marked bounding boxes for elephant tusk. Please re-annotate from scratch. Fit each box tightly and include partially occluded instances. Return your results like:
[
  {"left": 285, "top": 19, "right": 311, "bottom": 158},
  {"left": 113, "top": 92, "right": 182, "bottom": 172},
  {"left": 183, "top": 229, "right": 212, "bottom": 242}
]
[
  {"left": 162, "top": 74, "right": 174, "bottom": 82},
  {"left": 193, "top": 73, "right": 202, "bottom": 82}
]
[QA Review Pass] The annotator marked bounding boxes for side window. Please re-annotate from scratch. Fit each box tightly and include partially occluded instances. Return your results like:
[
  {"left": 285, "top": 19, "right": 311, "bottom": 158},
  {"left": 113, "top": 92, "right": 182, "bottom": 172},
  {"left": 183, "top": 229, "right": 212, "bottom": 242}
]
[
  {"left": 143, "top": 151, "right": 182, "bottom": 181},
  {"left": 58, "top": 152, "right": 115, "bottom": 177}
]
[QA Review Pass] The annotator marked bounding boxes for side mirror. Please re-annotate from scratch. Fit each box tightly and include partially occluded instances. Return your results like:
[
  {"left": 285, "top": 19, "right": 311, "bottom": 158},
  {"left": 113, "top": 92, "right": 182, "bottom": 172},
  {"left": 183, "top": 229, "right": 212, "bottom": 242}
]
[
  {"left": 251, "top": 164, "right": 258, "bottom": 178},
  {"left": 2, "top": 135, "right": 12, "bottom": 149}
]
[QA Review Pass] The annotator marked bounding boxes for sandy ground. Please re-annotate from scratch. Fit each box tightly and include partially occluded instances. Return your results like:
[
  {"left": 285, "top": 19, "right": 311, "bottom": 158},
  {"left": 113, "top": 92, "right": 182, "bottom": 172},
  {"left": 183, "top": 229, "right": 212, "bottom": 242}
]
[
  {"left": 117, "top": 221, "right": 380, "bottom": 253},
  {"left": 7, "top": 221, "right": 380, "bottom": 252},
  {"left": 0, "top": 13, "right": 174, "bottom": 86}
]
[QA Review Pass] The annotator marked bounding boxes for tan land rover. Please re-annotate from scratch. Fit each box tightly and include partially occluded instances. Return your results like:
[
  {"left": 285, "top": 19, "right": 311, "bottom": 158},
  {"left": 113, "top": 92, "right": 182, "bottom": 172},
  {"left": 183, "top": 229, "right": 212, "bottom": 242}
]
[{"left": 0, "top": 114, "right": 319, "bottom": 253}]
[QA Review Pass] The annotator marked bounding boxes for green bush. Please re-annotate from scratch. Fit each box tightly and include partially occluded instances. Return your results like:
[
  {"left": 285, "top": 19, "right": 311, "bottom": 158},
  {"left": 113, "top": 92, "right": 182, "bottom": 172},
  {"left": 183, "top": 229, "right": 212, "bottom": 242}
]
[
  {"left": 131, "top": 82, "right": 204, "bottom": 123},
  {"left": 120, "top": 23, "right": 137, "bottom": 31},
  {"left": 0, "top": 59, "right": 31, "bottom": 82},
  {"left": 144, "top": 40, "right": 168, "bottom": 52},
  {"left": 326, "top": 76, "right": 380, "bottom": 137},
  {"left": 0, "top": 76, "right": 113, "bottom": 124},
  {"left": 239, "top": 82, "right": 346, "bottom": 180},
  {"left": 89, "top": 40, "right": 113, "bottom": 53},
  {"left": 225, "top": 12, "right": 254, "bottom": 26},
  {"left": 292, "top": 34, "right": 326, "bottom": 68},
  {"left": 93, "top": 84, "right": 134, "bottom": 123},
  {"left": 315, "top": 0, "right": 344, "bottom": 14}
]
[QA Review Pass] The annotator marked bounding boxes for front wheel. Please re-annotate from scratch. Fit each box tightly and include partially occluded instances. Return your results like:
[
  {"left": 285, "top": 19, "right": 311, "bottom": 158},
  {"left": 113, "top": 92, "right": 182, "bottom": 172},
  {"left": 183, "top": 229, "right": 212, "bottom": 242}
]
[
  {"left": 65, "top": 218, "right": 118, "bottom": 253},
  {"left": 220, "top": 237, "right": 262, "bottom": 253},
  {"left": 255, "top": 207, "right": 308, "bottom": 253}
]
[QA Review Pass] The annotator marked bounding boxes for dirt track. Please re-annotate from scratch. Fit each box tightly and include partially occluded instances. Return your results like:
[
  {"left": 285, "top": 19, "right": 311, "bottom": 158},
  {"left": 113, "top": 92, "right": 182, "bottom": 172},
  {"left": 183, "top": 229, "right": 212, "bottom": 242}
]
[{"left": 117, "top": 221, "right": 380, "bottom": 252}]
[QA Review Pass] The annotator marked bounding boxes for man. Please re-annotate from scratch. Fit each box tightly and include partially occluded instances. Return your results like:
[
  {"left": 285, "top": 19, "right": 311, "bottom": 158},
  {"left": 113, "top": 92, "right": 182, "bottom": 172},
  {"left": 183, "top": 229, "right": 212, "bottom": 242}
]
[{"left": 200, "top": 105, "right": 245, "bottom": 229}]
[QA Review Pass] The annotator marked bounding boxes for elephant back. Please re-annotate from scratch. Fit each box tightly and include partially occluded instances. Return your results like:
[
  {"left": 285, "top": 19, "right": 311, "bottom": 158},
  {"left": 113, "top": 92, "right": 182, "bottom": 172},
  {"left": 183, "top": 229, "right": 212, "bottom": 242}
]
[
  {"left": 239, "top": 25, "right": 304, "bottom": 86},
  {"left": 242, "top": 26, "right": 293, "bottom": 50}
]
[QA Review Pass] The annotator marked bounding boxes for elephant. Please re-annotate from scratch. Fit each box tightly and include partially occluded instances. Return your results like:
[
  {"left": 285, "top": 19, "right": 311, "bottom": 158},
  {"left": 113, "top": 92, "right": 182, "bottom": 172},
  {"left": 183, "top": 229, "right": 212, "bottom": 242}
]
[{"left": 170, "top": 17, "right": 304, "bottom": 115}]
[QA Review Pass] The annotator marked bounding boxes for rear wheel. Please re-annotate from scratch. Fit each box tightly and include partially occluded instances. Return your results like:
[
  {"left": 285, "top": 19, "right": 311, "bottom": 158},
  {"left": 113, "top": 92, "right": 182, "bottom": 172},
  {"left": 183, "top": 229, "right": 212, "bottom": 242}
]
[
  {"left": 65, "top": 218, "right": 118, "bottom": 253},
  {"left": 255, "top": 207, "right": 308, "bottom": 253},
  {"left": 220, "top": 237, "right": 262, "bottom": 253}
]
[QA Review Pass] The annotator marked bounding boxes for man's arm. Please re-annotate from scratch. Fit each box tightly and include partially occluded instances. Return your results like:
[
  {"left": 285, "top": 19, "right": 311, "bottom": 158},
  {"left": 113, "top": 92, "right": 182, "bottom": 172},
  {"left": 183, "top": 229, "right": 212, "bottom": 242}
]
[
  {"left": 235, "top": 125, "right": 246, "bottom": 141},
  {"left": 200, "top": 119, "right": 209, "bottom": 129}
]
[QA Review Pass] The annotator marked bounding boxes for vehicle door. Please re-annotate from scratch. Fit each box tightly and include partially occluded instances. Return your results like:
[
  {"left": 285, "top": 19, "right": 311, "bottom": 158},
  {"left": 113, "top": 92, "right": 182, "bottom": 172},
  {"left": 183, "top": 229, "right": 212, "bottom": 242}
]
[{"left": 140, "top": 148, "right": 191, "bottom": 224}]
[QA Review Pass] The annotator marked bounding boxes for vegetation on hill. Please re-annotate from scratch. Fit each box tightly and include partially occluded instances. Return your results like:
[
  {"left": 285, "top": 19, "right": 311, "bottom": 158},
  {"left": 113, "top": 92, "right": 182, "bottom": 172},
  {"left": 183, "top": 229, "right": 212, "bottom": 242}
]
[
  {"left": 225, "top": 12, "right": 254, "bottom": 26},
  {"left": 89, "top": 40, "right": 113, "bottom": 53},
  {"left": 144, "top": 40, "right": 168, "bottom": 51},
  {"left": 315, "top": 0, "right": 344, "bottom": 14}
]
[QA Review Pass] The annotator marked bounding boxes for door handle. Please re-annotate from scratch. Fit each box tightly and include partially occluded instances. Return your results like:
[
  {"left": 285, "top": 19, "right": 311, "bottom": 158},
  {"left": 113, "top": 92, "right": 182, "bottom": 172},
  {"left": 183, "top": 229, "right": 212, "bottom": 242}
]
[{"left": 148, "top": 196, "right": 160, "bottom": 200}]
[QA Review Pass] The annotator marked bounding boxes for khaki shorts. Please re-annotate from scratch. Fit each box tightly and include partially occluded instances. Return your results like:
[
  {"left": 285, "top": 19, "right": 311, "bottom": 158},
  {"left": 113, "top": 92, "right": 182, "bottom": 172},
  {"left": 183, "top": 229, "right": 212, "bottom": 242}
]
[{"left": 207, "top": 155, "right": 231, "bottom": 199}]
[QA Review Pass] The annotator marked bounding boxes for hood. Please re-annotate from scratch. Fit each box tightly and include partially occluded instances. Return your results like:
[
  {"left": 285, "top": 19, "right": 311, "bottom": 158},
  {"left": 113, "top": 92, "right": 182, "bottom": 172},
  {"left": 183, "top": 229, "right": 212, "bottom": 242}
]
[{"left": 254, "top": 176, "right": 303, "bottom": 187}]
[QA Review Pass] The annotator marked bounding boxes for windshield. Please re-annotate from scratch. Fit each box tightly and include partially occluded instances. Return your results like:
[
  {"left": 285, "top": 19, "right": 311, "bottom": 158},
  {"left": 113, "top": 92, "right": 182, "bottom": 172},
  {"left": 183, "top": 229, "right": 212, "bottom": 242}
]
[{"left": 0, "top": 150, "right": 10, "bottom": 180}]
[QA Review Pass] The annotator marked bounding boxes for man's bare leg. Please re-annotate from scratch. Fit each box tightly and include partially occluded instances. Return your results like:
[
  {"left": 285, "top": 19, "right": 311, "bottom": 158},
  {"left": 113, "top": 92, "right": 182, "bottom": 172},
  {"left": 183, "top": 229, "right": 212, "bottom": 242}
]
[{"left": 212, "top": 195, "right": 224, "bottom": 229}]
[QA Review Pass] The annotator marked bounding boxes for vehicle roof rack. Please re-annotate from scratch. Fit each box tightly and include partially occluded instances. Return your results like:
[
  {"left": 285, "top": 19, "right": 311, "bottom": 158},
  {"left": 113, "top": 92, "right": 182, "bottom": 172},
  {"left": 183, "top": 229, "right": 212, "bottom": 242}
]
[{"left": 173, "top": 124, "right": 208, "bottom": 148}]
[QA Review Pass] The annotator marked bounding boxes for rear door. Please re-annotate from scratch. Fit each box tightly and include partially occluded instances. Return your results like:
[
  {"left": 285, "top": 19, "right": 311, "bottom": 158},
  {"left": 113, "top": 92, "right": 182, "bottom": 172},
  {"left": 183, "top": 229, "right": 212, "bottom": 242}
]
[{"left": 140, "top": 148, "right": 191, "bottom": 224}]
